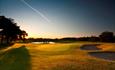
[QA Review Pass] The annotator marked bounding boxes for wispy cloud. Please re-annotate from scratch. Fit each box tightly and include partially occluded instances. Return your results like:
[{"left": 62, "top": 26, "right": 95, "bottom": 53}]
[{"left": 20, "top": 0, "right": 50, "bottom": 22}]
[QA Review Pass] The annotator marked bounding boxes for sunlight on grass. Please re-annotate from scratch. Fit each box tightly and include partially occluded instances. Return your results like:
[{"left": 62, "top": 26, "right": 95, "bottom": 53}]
[
  {"left": 35, "top": 44, "right": 74, "bottom": 51},
  {"left": 0, "top": 42, "right": 115, "bottom": 70},
  {"left": 98, "top": 43, "right": 115, "bottom": 51}
]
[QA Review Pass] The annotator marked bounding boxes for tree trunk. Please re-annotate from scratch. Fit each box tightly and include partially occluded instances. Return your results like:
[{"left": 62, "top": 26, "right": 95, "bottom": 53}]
[{"left": 1, "top": 35, "right": 4, "bottom": 44}]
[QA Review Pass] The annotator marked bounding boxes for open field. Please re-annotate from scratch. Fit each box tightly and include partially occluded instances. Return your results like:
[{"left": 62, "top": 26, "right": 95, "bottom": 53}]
[{"left": 0, "top": 42, "right": 115, "bottom": 70}]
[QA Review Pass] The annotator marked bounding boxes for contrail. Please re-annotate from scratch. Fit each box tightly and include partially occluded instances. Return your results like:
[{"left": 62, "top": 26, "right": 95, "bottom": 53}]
[{"left": 20, "top": 0, "right": 50, "bottom": 22}]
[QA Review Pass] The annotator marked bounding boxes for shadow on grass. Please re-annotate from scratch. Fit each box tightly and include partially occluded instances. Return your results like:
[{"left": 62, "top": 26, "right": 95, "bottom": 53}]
[
  {"left": 0, "top": 43, "right": 14, "bottom": 50},
  {"left": 0, "top": 46, "right": 31, "bottom": 70}
]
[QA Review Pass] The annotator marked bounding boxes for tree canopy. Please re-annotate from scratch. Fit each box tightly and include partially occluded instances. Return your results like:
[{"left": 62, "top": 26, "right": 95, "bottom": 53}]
[
  {"left": 0, "top": 16, "right": 28, "bottom": 44},
  {"left": 99, "top": 31, "right": 114, "bottom": 42}
]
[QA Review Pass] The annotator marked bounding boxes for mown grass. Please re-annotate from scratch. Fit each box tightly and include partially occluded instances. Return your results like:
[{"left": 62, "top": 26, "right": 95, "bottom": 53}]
[
  {"left": 0, "top": 42, "right": 115, "bottom": 70},
  {"left": 0, "top": 46, "right": 31, "bottom": 70}
]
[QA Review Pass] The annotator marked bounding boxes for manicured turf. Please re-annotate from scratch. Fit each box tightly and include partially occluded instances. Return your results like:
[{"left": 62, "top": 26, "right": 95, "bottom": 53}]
[{"left": 0, "top": 42, "right": 115, "bottom": 70}]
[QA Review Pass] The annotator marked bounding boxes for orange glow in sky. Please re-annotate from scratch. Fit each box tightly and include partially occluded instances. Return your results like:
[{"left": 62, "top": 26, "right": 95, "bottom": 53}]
[{"left": 1, "top": 0, "right": 115, "bottom": 38}]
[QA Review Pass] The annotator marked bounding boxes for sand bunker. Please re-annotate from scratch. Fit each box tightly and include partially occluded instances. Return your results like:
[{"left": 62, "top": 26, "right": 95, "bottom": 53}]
[
  {"left": 80, "top": 44, "right": 115, "bottom": 61},
  {"left": 89, "top": 52, "right": 115, "bottom": 61},
  {"left": 80, "top": 44, "right": 101, "bottom": 50}
]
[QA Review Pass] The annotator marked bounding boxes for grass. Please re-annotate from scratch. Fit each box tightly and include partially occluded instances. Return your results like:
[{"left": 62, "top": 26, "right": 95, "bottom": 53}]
[
  {"left": 0, "top": 42, "right": 115, "bottom": 70},
  {"left": 0, "top": 46, "right": 31, "bottom": 70}
]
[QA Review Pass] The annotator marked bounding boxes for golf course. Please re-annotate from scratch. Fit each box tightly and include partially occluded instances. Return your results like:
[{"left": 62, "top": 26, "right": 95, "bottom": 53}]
[
  {"left": 0, "top": 0, "right": 115, "bottom": 70},
  {"left": 0, "top": 42, "right": 115, "bottom": 70}
]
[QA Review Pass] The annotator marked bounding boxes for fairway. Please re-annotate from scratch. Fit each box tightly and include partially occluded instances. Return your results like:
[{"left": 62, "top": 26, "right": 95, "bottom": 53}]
[{"left": 0, "top": 42, "right": 115, "bottom": 70}]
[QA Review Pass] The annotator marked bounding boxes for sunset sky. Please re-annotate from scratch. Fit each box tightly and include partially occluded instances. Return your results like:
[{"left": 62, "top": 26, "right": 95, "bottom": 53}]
[{"left": 0, "top": 0, "right": 115, "bottom": 38}]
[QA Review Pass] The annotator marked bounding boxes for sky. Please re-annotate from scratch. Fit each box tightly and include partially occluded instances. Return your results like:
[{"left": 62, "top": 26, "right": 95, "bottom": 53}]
[{"left": 0, "top": 0, "right": 115, "bottom": 38}]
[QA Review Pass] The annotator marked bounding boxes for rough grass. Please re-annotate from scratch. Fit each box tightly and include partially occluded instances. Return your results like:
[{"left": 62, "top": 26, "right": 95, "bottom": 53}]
[{"left": 0, "top": 42, "right": 115, "bottom": 70}]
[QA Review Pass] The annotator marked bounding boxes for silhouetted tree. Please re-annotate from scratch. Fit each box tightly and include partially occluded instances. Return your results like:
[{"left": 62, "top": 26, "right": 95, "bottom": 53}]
[
  {"left": 99, "top": 31, "right": 114, "bottom": 42},
  {"left": 0, "top": 16, "right": 28, "bottom": 44},
  {"left": 77, "top": 37, "right": 89, "bottom": 41},
  {"left": 19, "top": 30, "right": 28, "bottom": 42},
  {"left": 113, "top": 36, "right": 115, "bottom": 42},
  {"left": 60, "top": 37, "right": 77, "bottom": 43},
  {"left": 88, "top": 36, "right": 100, "bottom": 42}
]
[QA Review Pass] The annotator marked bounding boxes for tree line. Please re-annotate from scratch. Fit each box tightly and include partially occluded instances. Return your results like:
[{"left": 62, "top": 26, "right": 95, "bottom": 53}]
[{"left": 27, "top": 31, "right": 115, "bottom": 43}]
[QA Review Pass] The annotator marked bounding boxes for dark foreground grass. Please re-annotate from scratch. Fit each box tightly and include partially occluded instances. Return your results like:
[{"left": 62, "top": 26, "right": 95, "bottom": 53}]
[{"left": 0, "top": 46, "right": 31, "bottom": 70}]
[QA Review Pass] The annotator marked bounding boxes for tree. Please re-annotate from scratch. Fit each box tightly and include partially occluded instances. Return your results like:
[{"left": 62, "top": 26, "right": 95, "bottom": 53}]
[
  {"left": 19, "top": 30, "right": 28, "bottom": 42},
  {"left": 0, "top": 16, "right": 28, "bottom": 44},
  {"left": 99, "top": 31, "right": 114, "bottom": 42}
]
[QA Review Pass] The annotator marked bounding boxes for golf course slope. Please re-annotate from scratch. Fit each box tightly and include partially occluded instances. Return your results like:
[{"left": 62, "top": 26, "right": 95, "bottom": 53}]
[{"left": 0, "top": 42, "right": 115, "bottom": 70}]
